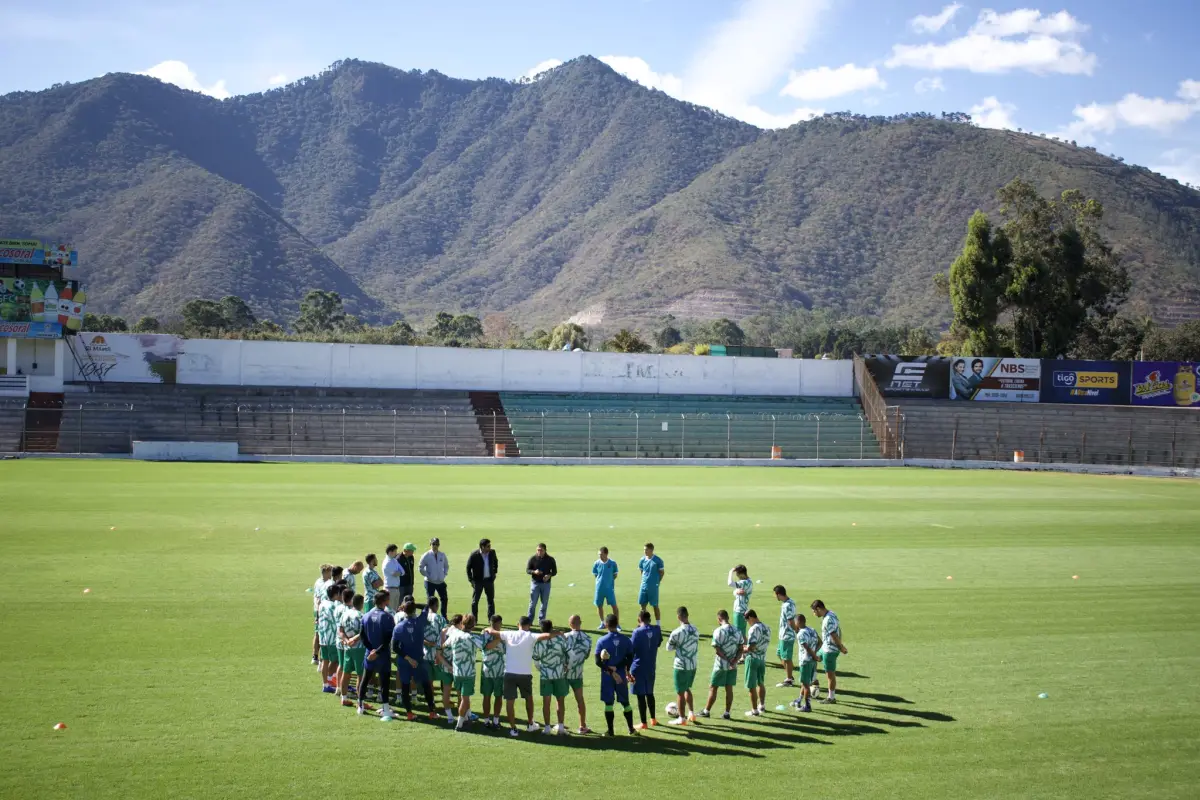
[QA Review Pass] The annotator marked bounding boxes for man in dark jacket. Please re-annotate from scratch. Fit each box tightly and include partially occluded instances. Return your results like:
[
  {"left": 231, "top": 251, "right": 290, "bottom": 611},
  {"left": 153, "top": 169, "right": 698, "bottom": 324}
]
[
  {"left": 527, "top": 543, "right": 558, "bottom": 623},
  {"left": 359, "top": 591, "right": 396, "bottom": 719},
  {"left": 392, "top": 599, "right": 435, "bottom": 720},
  {"left": 467, "top": 539, "right": 499, "bottom": 620},
  {"left": 398, "top": 543, "right": 416, "bottom": 601}
]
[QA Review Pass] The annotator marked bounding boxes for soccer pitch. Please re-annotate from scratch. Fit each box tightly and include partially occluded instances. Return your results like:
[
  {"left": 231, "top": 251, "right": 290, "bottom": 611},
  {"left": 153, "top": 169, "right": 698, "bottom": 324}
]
[{"left": 2, "top": 461, "right": 1198, "bottom": 799}]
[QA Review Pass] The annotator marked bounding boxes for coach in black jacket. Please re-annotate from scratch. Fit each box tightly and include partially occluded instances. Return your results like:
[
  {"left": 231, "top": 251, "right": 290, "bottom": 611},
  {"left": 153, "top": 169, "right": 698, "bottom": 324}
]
[{"left": 466, "top": 539, "right": 499, "bottom": 620}]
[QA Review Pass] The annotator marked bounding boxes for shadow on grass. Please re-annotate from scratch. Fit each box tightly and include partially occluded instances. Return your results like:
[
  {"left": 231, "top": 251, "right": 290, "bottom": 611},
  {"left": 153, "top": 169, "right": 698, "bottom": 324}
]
[
  {"left": 833, "top": 688, "right": 911, "bottom": 703},
  {"left": 843, "top": 701, "right": 956, "bottom": 722}
]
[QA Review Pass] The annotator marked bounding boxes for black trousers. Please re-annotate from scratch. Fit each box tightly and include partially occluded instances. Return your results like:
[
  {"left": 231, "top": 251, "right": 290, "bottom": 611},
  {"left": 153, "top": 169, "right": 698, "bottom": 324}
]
[
  {"left": 471, "top": 579, "right": 496, "bottom": 620},
  {"left": 360, "top": 663, "right": 390, "bottom": 706},
  {"left": 425, "top": 580, "right": 448, "bottom": 615}
]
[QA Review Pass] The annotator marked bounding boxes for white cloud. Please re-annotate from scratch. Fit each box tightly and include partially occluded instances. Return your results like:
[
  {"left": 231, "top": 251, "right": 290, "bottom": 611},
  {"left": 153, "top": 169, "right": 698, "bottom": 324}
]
[
  {"left": 887, "top": 9, "right": 1097, "bottom": 75},
  {"left": 724, "top": 103, "right": 824, "bottom": 128},
  {"left": 138, "top": 60, "right": 231, "bottom": 99},
  {"left": 781, "top": 64, "right": 885, "bottom": 100},
  {"left": 522, "top": 59, "right": 563, "bottom": 80},
  {"left": 970, "top": 96, "right": 1018, "bottom": 129},
  {"left": 1150, "top": 149, "right": 1200, "bottom": 187},
  {"left": 1062, "top": 79, "right": 1200, "bottom": 140},
  {"left": 910, "top": 3, "right": 962, "bottom": 34},
  {"left": 267, "top": 73, "right": 287, "bottom": 87},
  {"left": 598, "top": 56, "right": 685, "bottom": 98},
  {"left": 914, "top": 76, "right": 946, "bottom": 93}
]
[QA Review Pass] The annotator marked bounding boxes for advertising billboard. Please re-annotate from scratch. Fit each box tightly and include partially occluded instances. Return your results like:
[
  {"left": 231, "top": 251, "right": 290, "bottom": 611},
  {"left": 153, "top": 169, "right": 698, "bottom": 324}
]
[
  {"left": 73, "top": 333, "right": 181, "bottom": 384},
  {"left": 1042, "top": 360, "right": 1130, "bottom": 405},
  {"left": 1131, "top": 362, "right": 1199, "bottom": 408},
  {"left": 0, "top": 321, "right": 62, "bottom": 339},
  {"left": 0, "top": 278, "right": 86, "bottom": 332},
  {"left": 948, "top": 357, "right": 1040, "bottom": 402},
  {"left": 864, "top": 356, "right": 951, "bottom": 398},
  {"left": 0, "top": 238, "right": 77, "bottom": 267}
]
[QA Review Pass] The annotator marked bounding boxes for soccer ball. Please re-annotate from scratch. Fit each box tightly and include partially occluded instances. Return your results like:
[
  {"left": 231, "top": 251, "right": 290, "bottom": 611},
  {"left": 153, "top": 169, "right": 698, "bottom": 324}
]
[
  {"left": 11, "top": 279, "right": 25, "bottom": 293},
  {"left": 665, "top": 701, "right": 679, "bottom": 718}
]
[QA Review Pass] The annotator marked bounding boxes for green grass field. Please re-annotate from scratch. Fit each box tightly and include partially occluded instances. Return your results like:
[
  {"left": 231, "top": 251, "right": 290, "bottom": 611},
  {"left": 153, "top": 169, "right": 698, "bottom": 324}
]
[{"left": 2, "top": 461, "right": 1198, "bottom": 799}]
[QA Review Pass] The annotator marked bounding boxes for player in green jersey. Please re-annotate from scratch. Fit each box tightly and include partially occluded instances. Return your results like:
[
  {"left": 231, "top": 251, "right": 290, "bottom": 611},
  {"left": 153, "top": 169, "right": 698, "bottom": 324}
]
[
  {"left": 811, "top": 600, "right": 847, "bottom": 704},
  {"left": 333, "top": 587, "right": 354, "bottom": 698},
  {"left": 362, "top": 554, "right": 383, "bottom": 613},
  {"left": 443, "top": 613, "right": 500, "bottom": 731},
  {"left": 741, "top": 610, "right": 770, "bottom": 715},
  {"left": 423, "top": 599, "right": 452, "bottom": 721},
  {"left": 774, "top": 585, "right": 800, "bottom": 688},
  {"left": 701, "top": 610, "right": 743, "bottom": 720},
  {"left": 312, "top": 563, "right": 333, "bottom": 665},
  {"left": 533, "top": 619, "right": 571, "bottom": 734},
  {"left": 665, "top": 606, "right": 699, "bottom": 725},
  {"left": 790, "top": 613, "right": 821, "bottom": 712},
  {"left": 317, "top": 582, "right": 341, "bottom": 692},
  {"left": 727, "top": 565, "right": 753, "bottom": 638},
  {"left": 480, "top": 615, "right": 507, "bottom": 728},
  {"left": 337, "top": 594, "right": 366, "bottom": 705},
  {"left": 562, "top": 615, "right": 594, "bottom": 734}
]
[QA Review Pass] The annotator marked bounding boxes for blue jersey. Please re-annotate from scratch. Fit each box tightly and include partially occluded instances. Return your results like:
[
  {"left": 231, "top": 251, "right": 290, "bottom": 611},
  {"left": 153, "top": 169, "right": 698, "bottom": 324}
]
[
  {"left": 593, "top": 558, "right": 618, "bottom": 588},
  {"left": 630, "top": 624, "right": 662, "bottom": 673},
  {"left": 391, "top": 612, "right": 429, "bottom": 663},
  {"left": 361, "top": 607, "right": 395, "bottom": 671},
  {"left": 596, "top": 630, "right": 634, "bottom": 672},
  {"left": 638, "top": 555, "right": 664, "bottom": 587}
]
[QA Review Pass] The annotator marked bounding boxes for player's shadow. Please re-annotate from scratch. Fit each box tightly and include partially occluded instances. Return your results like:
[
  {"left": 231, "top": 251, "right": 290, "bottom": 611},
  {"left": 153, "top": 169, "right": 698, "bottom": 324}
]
[
  {"left": 826, "top": 710, "right": 925, "bottom": 729},
  {"left": 770, "top": 714, "right": 889, "bottom": 737},
  {"left": 661, "top": 722, "right": 828, "bottom": 749},
  {"left": 834, "top": 688, "right": 912, "bottom": 704},
  {"left": 843, "top": 701, "right": 956, "bottom": 722},
  {"left": 501, "top": 729, "right": 768, "bottom": 757}
]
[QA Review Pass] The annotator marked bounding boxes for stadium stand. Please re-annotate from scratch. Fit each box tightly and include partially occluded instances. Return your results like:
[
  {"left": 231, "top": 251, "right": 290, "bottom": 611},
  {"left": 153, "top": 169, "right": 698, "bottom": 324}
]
[
  {"left": 51, "top": 385, "right": 488, "bottom": 457},
  {"left": 898, "top": 399, "right": 1200, "bottom": 468},
  {"left": 499, "top": 393, "right": 880, "bottom": 459},
  {"left": 0, "top": 400, "right": 24, "bottom": 453}
]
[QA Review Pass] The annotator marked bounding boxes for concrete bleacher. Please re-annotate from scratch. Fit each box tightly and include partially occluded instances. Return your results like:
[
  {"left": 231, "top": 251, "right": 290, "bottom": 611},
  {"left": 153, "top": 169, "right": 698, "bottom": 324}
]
[
  {"left": 0, "top": 400, "right": 25, "bottom": 453},
  {"left": 499, "top": 393, "right": 880, "bottom": 459},
  {"left": 56, "top": 385, "right": 488, "bottom": 457},
  {"left": 898, "top": 399, "right": 1200, "bottom": 468}
]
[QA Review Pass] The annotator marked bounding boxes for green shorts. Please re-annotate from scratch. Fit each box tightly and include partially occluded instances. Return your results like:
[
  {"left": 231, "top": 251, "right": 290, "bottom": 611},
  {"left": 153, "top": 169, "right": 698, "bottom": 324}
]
[
  {"left": 320, "top": 644, "right": 339, "bottom": 662},
  {"left": 799, "top": 661, "right": 817, "bottom": 685},
  {"left": 821, "top": 650, "right": 839, "bottom": 672},
  {"left": 341, "top": 648, "right": 365, "bottom": 675},
  {"left": 744, "top": 659, "right": 766, "bottom": 689},
  {"left": 434, "top": 665, "right": 454, "bottom": 684},
  {"left": 776, "top": 640, "right": 795, "bottom": 662},
  {"left": 710, "top": 668, "right": 738, "bottom": 688},
  {"left": 567, "top": 678, "right": 584, "bottom": 691},
  {"left": 540, "top": 677, "right": 569, "bottom": 698},
  {"left": 734, "top": 613, "right": 748, "bottom": 637},
  {"left": 480, "top": 676, "right": 505, "bottom": 698},
  {"left": 673, "top": 669, "right": 696, "bottom": 693},
  {"left": 454, "top": 676, "right": 476, "bottom": 697}
]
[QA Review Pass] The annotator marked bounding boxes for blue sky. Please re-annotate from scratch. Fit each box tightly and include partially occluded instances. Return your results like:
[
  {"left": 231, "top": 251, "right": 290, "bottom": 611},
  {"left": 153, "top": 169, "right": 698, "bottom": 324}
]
[{"left": 1, "top": 0, "right": 1197, "bottom": 184}]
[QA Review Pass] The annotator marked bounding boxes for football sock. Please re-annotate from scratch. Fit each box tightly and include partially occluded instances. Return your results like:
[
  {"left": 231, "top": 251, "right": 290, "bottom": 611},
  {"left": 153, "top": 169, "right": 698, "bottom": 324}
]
[
  {"left": 647, "top": 694, "right": 656, "bottom": 721},
  {"left": 637, "top": 695, "right": 648, "bottom": 725},
  {"left": 605, "top": 704, "right": 615, "bottom": 735},
  {"left": 622, "top": 705, "right": 634, "bottom": 732}
]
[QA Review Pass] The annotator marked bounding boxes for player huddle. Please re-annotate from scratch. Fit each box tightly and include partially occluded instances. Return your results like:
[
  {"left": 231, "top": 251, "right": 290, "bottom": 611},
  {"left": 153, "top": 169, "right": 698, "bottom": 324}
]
[{"left": 309, "top": 548, "right": 847, "bottom": 736}]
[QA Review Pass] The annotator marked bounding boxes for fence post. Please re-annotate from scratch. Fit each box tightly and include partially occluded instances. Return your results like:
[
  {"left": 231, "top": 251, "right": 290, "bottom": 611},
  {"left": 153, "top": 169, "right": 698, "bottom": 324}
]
[
  {"left": 634, "top": 413, "right": 639, "bottom": 459},
  {"left": 128, "top": 404, "right": 134, "bottom": 454},
  {"left": 492, "top": 411, "right": 498, "bottom": 455},
  {"left": 680, "top": 414, "right": 685, "bottom": 459},
  {"left": 726, "top": 413, "right": 731, "bottom": 460},
  {"left": 1127, "top": 423, "right": 1134, "bottom": 466},
  {"left": 341, "top": 408, "right": 346, "bottom": 460},
  {"left": 540, "top": 412, "right": 545, "bottom": 459},
  {"left": 1171, "top": 421, "right": 1178, "bottom": 467},
  {"left": 771, "top": 415, "right": 777, "bottom": 454},
  {"left": 1039, "top": 422, "right": 1045, "bottom": 464},
  {"left": 587, "top": 412, "right": 592, "bottom": 463},
  {"left": 443, "top": 410, "right": 448, "bottom": 458},
  {"left": 993, "top": 411, "right": 1001, "bottom": 462},
  {"left": 1081, "top": 430, "right": 1087, "bottom": 463},
  {"left": 77, "top": 405, "right": 83, "bottom": 454},
  {"left": 859, "top": 415, "right": 864, "bottom": 460},
  {"left": 950, "top": 417, "right": 957, "bottom": 461},
  {"left": 816, "top": 416, "right": 821, "bottom": 461},
  {"left": 289, "top": 407, "right": 294, "bottom": 457}
]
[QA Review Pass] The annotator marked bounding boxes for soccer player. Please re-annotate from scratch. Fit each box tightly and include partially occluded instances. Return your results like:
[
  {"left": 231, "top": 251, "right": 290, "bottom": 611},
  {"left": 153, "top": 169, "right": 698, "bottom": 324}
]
[
  {"left": 594, "top": 614, "right": 637, "bottom": 736},
  {"left": 435, "top": 613, "right": 462, "bottom": 722},
  {"left": 811, "top": 600, "right": 847, "bottom": 704},
  {"left": 480, "top": 615, "right": 507, "bottom": 728},
  {"left": 728, "top": 565, "right": 753, "bottom": 639},
  {"left": 742, "top": 609, "right": 770, "bottom": 716},
  {"left": 774, "top": 585, "right": 800, "bottom": 688},
  {"left": 359, "top": 591, "right": 395, "bottom": 719},
  {"left": 317, "top": 583, "right": 341, "bottom": 692},
  {"left": 392, "top": 599, "right": 435, "bottom": 721},
  {"left": 443, "top": 614, "right": 497, "bottom": 731},
  {"left": 665, "top": 606, "right": 699, "bottom": 725},
  {"left": 331, "top": 565, "right": 345, "bottom": 586},
  {"left": 791, "top": 613, "right": 821, "bottom": 712},
  {"left": 338, "top": 594, "right": 366, "bottom": 707},
  {"left": 701, "top": 609, "right": 742, "bottom": 719},
  {"left": 533, "top": 619, "right": 570, "bottom": 734},
  {"left": 592, "top": 547, "right": 619, "bottom": 630},
  {"left": 637, "top": 543, "right": 665, "bottom": 623},
  {"left": 312, "top": 563, "right": 333, "bottom": 665},
  {"left": 562, "top": 615, "right": 593, "bottom": 734},
  {"left": 498, "top": 616, "right": 556, "bottom": 737},
  {"left": 333, "top": 587, "right": 354, "bottom": 697},
  {"left": 345, "top": 561, "right": 364, "bottom": 595},
  {"left": 363, "top": 554, "right": 383, "bottom": 613},
  {"left": 422, "top": 597, "right": 452, "bottom": 721},
  {"left": 630, "top": 610, "right": 663, "bottom": 729}
]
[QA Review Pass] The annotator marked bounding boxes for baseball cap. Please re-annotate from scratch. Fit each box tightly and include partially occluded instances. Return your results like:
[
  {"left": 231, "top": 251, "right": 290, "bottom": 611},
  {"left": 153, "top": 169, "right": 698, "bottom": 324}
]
[
  {"left": 403, "top": 542, "right": 416, "bottom": 551},
  {"left": 429, "top": 537, "right": 440, "bottom": 546}
]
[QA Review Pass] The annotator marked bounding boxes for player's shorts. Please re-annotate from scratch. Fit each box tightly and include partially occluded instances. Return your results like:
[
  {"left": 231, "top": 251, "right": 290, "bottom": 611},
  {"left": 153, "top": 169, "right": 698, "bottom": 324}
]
[
  {"left": 744, "top": 658, "right": 766, "bottom": 689},
  {"left": 638, "top": 584, "right": 660, "bottom": 607},
  {"left": 594, "top": 585, "right": 616, "bottom": 607},
  {"left": 341, "top": 648, "right": 365, "bottom": 675},
  {"left": 710, "top": 667, "right": 738, "bottom": 688},
  {"left": 673, "top": 668, "right": 696, "bottom": 693},
  {"left": 630, "top": 668, "right": 655, "bottom": 696},
  {"left": 320, "top": 644, "right": 339, "bottom": 662},
  {"left": 821, "top": 650, "right": 839, "bottom": 672},
  {"left": 433, "top": 664, "right": 454, "bottom": 684},
  {"left": 504, "top": 673, "right": 534, "bottom": 700},
  {"left": 799, "top": 661, "right": 817, "bottom": 685},
  {"left": 734, "top": 613, "right": 748, "bottom": 637},
  {"left": 481, "top": 676, "right": 505, "bottom": 698},
  {"left": 567, "top": 677, "right": 584, "bottom": 691},
  {"left": 600, "top": 673, "right": 630, "bottom": 705},
  {"left": 540, "top": 677, "right": 570, "bottom": 698},
  {"left": 454, "top": 676, "right": 476, "bottom": 697},
  {"left": 398, "top": 659, "right": 430, "bottom": 686},
  {"left": 776, "top": 640, "right": 795, "bottom": 662}
]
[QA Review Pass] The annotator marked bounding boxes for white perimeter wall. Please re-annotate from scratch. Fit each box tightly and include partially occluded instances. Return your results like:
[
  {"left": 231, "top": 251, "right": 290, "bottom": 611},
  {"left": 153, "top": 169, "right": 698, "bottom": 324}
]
[{"left": 176, "top": 340, "right": 853, "bottom": 397}]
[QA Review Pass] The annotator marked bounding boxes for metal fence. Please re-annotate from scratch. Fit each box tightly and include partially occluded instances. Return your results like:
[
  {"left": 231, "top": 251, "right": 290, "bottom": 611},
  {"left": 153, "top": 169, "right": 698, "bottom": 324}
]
[{"left": 1, "top": 403, "right": 883, "bottom": 460}]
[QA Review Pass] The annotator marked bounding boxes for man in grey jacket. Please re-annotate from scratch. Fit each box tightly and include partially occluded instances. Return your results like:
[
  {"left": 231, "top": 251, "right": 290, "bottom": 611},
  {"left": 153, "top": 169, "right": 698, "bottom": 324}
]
[{"left": 419, "top": 537, "right": 450, "bottom": 616}]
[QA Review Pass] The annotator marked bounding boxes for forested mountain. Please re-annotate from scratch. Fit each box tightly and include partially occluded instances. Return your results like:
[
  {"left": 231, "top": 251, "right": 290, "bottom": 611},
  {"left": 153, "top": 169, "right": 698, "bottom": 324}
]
[{"left": 1, "top": 56, "right": 1198, "bottom": 327}]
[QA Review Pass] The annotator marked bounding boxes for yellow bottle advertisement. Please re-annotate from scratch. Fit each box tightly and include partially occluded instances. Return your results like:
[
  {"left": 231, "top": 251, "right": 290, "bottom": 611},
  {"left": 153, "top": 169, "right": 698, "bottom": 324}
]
[
  {"left": 1133, "top": 362, "right": 1198, "bottom": 407},
  {"left": 1175, "top": 364, "right": 1197, "bottom": 407}
]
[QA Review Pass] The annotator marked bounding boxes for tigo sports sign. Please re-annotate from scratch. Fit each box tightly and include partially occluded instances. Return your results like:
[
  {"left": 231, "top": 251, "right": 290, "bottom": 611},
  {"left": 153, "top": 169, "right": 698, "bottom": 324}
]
[{"left": 1042, "top": 360, "right": 1129, "bottom": 405}]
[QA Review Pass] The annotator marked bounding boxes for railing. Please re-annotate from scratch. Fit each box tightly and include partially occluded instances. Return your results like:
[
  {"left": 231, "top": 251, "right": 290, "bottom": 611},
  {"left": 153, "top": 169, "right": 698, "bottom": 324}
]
[
  {"left": 0, "top": 375, "right": 30, "bottom": 398},
  {"left": 853, "top": 355, "right": 899, "bottom": 458},
  {"left": 1, "top": 405, "right": 884, "bottom": 461}
]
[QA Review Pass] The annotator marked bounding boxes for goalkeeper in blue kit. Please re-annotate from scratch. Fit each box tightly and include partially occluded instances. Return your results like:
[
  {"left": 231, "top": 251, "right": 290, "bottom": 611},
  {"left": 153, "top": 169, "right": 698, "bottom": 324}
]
[{"left": 594, "top": 614, "right": 637, "bottom": 736}]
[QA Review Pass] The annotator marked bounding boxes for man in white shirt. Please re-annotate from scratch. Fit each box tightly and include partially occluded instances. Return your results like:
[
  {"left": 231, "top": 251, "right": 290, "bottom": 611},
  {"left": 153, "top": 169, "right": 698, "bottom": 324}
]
[
  {"left": 383, "top": 544, "right": 406, "bottom": 613},
  {"left": 497, "top": 615, "right": 558, "bottom": 737},
  {"left": 419, "top": 537, "right": 450, "bottom": 615}
]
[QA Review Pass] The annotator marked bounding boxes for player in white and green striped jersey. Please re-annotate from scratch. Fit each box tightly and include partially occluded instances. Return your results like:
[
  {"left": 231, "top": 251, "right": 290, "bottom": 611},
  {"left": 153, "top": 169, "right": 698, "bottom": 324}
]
[
  {"left": 316, "top": 582, "right": 341, "bottom": 691},
  {"left": 727, "top": 565, "right": 753, "bottom": 637},
  {"left": 563, "top": 615, "right": 594, "bottom": 734},
  {"left": 337, "top": 594, "right": 366, "bottom": 704},
  {"left": 480, "top": 615, "right": 507, "bottom": 727},
  {"left": 742, "top": 610, "right": 770, "bottom": 715},
  {"left": 362, "top": 554, "right": 383, "bottom": 613},
  {"left": 665, "top": 606, "right": 700, "bottom": 724},
  {"left": 312, "top": 564, "right": 333, "bottom": 665}
]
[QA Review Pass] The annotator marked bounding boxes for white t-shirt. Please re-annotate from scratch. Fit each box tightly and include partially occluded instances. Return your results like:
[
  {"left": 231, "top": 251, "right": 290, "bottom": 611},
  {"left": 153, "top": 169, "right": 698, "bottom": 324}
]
[{"left": 499, "top": 629, "right": 538, "bottom": 675}]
